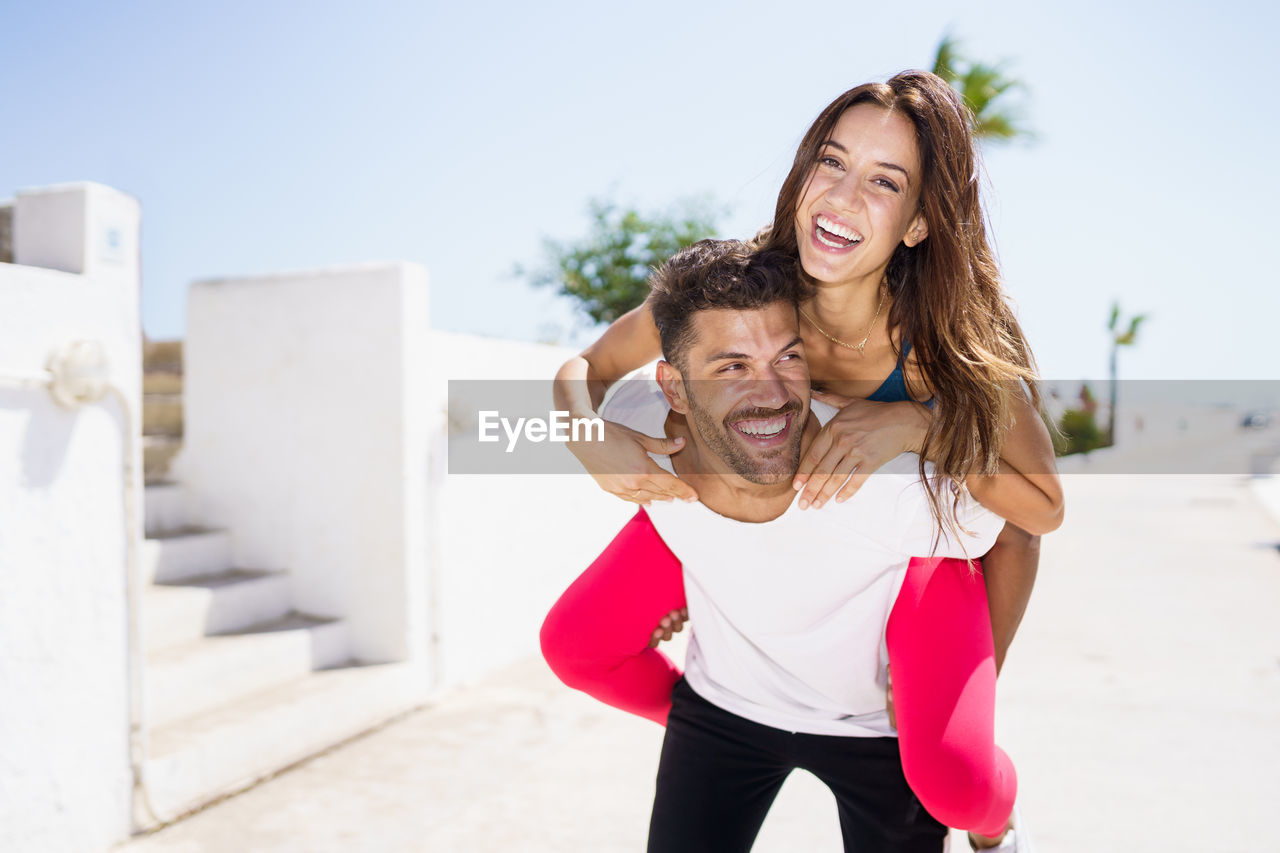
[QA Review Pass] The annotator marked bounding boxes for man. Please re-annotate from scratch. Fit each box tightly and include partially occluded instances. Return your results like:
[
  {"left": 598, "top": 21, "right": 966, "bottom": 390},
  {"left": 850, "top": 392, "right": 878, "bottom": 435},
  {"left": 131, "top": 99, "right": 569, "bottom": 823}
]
[{"left": 543, "top": 240, "right": 1005, "bottom": 852}]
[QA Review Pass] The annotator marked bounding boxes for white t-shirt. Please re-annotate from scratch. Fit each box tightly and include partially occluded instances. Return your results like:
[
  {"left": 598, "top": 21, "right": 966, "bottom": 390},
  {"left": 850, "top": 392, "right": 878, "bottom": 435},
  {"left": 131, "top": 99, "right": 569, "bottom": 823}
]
[{"left": 602, "top": 365, "right": 1004, "bottom": 737}]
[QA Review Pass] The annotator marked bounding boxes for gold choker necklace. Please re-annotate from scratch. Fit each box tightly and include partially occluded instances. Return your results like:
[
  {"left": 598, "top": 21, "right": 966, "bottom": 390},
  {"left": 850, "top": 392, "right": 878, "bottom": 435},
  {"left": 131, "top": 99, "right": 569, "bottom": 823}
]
[{"left": 799, "top": 288, "right": 886, "bottom": 355}]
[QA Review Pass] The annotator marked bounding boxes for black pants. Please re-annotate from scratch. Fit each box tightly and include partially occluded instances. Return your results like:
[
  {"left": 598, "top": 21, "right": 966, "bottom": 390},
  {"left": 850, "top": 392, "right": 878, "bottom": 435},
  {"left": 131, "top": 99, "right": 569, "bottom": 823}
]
[{"left": 647, "top": 678, "right": 946, "bottom": 853}]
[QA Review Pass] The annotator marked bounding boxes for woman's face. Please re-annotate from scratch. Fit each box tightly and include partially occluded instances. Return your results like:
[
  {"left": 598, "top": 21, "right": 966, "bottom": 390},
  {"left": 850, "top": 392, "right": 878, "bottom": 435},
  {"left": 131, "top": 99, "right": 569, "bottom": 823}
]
[{"left": 793, "top": 103, "right": 929, "bottom": 288}]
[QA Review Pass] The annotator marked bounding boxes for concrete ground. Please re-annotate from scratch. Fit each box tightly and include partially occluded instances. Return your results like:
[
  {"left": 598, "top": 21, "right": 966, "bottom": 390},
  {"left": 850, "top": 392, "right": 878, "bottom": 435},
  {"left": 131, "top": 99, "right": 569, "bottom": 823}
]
[{"left": 119, "top": 465, "right": 1280, "bottom": 852}]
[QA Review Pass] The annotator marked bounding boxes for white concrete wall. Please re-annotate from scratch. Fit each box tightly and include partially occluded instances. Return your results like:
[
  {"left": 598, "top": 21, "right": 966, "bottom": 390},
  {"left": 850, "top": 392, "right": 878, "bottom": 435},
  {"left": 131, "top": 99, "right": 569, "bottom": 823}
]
[
  {"left": 428, "top": 331, "right": 634, "bottom": 687},
  {"left": 181, "top": 289, "right": 643, "bottom": 692},
  {"left": 180, "top": 264, "right": 431, "bottom": 666},
  {"left": 15, "top": 182, "right": 142, "bottom": 288},
  {"left": 0, "top": 183, "right": 141, "bottom": 851},
  {"left": 180, "top": 289, "right": 637, "bottom": 688}
]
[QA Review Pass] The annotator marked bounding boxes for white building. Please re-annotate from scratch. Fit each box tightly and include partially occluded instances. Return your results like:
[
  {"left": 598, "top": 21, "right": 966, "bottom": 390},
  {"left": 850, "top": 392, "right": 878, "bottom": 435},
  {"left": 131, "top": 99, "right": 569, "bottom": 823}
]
[{"left": 0, "top": 182, "right": 629, "bottom": 851}]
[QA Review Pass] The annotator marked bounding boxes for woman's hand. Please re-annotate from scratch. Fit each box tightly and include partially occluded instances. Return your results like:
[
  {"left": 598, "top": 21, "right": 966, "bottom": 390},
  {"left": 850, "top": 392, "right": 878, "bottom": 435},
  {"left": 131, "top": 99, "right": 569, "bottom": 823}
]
[
  {"left": 568, "top": 418, "right": 699, "bottom": 505},
  {"left": 793, "top": 392, "right": 931, "bottom": 509}
]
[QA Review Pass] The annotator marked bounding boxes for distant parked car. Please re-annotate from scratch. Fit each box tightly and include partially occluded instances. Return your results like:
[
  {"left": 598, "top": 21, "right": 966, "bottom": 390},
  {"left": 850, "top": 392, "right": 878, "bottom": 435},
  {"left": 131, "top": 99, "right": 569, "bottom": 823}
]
[{"left": 1241, "top": 411, "right": 1273, "bottom": 429}]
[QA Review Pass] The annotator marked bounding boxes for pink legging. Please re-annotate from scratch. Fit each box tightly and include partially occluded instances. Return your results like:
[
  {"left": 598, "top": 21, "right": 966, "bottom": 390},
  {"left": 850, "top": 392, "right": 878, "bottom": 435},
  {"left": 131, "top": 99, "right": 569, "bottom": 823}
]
[{"left": 540, "top": 509, "right": 1015, "bottom": 837}]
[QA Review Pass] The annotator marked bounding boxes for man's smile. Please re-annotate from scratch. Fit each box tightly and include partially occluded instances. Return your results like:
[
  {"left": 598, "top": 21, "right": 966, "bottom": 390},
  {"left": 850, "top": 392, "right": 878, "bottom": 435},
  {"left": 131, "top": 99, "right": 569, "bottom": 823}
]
[{"left": 727, "top": 410, "right": 796, "bottom": 448}]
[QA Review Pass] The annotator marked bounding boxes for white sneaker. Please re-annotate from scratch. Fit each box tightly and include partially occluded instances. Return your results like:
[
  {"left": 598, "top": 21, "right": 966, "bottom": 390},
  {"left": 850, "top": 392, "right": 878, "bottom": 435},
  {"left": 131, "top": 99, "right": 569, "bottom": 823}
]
[{"left": 968, "top": 802, "right": 1033, "bottom": 852}]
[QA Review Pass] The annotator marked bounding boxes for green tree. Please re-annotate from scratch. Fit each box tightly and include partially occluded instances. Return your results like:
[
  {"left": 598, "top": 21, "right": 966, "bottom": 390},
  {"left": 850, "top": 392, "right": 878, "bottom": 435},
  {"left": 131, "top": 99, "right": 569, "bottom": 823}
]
[
  {"left": 1107, "top": 302, "right": 1148, "bottom": 445},
  {"left": 932, "top": 34, "right": 1033, "bottom": 144},
  {"left": 1057, "top": 407, "right": 1106, "bottom": 455},
  {"left": 520, "top": 197, "right": 719, "bottom": 326}
]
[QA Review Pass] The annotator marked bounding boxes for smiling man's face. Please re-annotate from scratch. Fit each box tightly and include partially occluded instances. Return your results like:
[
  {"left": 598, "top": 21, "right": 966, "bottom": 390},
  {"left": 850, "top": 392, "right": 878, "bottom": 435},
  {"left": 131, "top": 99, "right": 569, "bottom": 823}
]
[{"left": 658, "top": 302, "right": 810, "bottom": 486}]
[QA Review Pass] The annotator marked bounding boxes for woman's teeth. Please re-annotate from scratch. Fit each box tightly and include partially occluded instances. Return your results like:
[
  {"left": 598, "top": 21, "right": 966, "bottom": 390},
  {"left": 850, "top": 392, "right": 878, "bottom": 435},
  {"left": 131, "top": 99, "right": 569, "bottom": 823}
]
[{"left": 816, "top": 214, "right": 861, "bottom": 248}]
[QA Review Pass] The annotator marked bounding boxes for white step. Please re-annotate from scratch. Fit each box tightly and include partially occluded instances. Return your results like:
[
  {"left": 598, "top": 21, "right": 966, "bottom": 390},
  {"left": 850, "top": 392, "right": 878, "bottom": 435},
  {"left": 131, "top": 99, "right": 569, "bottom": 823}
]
[
  {"left": 144, "top": 661, "right": 429, "bottom": 822},
  {"left": 143, "top": 570, "right": 293, "bottom": 653},
  {"left": 144, "top": 482, "right": 188, "bottom": 537},
  {"left": 146, "top": 613, "right": 350, "bottom": 728},
  {"left": 141, "top": 528, "right": 233, "bottom": 584}
]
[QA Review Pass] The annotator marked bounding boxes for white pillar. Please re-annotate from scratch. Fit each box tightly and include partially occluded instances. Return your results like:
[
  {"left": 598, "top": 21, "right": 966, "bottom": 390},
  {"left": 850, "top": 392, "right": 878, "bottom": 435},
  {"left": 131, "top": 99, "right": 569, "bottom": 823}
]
[{"left": 0, "top": 182, "right": 141, "bottom": 850}]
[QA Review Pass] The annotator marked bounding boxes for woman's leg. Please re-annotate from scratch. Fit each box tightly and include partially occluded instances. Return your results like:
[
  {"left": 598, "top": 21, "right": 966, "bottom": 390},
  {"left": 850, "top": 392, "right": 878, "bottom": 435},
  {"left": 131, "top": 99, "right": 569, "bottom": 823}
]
[
  {"left": 540, "top": 508, "right": 686, "bottom": 725},
  {"left": 886, "top": 556, "right": 1016, "bottom": 838}
]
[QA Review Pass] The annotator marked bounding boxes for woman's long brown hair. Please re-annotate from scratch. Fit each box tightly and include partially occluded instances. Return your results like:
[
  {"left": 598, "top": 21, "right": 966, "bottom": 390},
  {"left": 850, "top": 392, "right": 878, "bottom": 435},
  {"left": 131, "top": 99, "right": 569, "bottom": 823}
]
[{"left": 760, "top": 69, "right": 1041, "bottom": 533}]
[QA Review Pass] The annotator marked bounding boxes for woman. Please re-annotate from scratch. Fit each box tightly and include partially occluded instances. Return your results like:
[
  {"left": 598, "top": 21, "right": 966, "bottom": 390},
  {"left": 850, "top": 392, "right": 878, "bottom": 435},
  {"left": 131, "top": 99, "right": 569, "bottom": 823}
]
[{"left": 543, "top": 70, "right": 1062, "bottom": 848}]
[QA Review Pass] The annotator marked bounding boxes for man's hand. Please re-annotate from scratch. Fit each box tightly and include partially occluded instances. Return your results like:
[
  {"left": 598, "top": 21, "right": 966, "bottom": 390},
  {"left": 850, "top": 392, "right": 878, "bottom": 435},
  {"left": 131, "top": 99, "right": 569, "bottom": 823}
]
[
  {"left": 648, "top": 608, "right": 689, "bottom": 648},
  {"left": 885, "top": 664, "right": 897, "bottom": 728}
]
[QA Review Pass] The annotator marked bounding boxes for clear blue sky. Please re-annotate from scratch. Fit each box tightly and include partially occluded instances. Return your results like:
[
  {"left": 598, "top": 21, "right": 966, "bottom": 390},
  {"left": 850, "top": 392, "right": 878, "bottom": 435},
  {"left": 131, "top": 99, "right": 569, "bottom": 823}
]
[{"left": 3, "top": 0, "right": 1277, "bottom": 381}]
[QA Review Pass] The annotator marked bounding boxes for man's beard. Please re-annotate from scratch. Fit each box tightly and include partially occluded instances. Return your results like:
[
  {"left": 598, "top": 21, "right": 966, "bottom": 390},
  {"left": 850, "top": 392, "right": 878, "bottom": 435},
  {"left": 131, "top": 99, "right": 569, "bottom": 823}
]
[{"left": 685, "top": 385, "right": 805, "bottom": 486}]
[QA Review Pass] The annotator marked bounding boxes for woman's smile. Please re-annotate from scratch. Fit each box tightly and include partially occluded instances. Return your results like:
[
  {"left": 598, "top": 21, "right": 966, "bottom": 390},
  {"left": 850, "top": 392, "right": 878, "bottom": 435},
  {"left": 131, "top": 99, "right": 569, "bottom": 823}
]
[{"left": 811, "top": 212, "right": 864, "bottom": 252}]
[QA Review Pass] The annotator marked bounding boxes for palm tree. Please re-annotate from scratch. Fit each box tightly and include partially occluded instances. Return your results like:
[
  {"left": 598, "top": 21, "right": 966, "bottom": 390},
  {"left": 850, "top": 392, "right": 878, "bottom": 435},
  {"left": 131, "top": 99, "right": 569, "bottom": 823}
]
[
  {"left": 1107, "top": 302, "right": 1148, "bottom": 445},
  {"left": 932, "top": 35, "right": 1031, "bottom": 144}
]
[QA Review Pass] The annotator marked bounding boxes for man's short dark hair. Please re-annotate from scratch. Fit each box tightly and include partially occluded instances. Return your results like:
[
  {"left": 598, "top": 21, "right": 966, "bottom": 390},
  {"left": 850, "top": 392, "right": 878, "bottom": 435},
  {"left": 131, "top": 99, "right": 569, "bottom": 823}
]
[{"left": 647, "top": 239, "right": 804, "bottom": 370}]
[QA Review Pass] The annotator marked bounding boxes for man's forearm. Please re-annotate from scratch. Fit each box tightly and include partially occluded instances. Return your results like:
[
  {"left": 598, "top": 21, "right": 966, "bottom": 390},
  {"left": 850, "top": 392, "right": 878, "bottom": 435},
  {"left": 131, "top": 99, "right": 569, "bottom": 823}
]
[{"left": 981, "top": 523, "right": 1040, "bottom": 674}]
